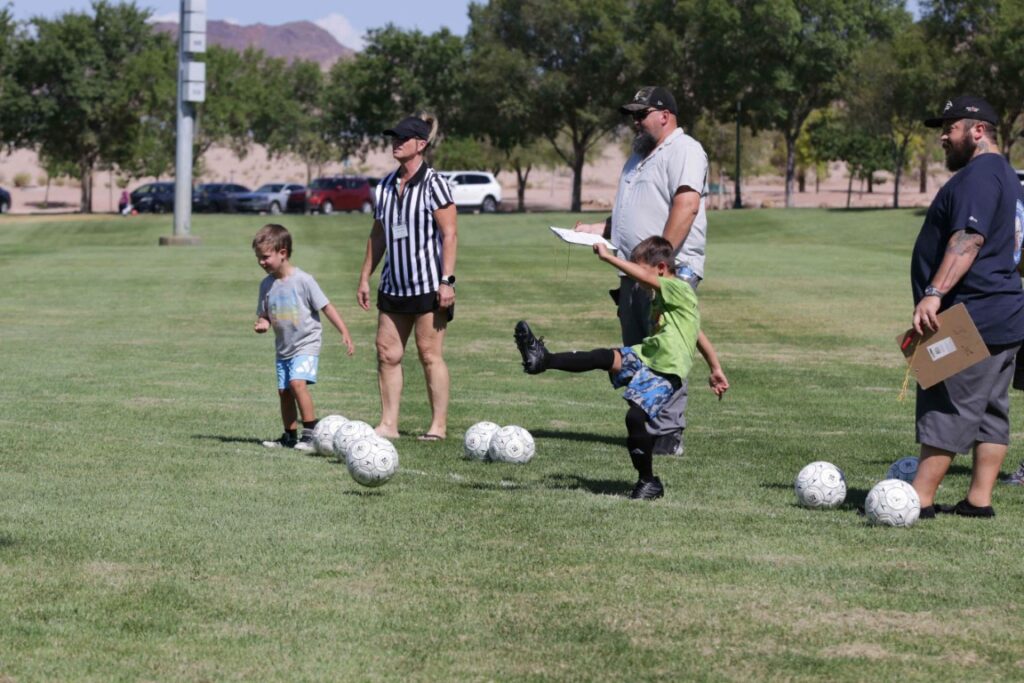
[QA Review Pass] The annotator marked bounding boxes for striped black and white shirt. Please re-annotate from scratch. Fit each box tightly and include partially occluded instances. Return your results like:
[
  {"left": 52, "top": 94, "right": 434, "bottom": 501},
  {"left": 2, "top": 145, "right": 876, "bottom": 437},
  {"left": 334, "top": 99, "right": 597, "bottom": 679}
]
[{"left": 375, "top": 163, "right": 454, "bottom": 297}]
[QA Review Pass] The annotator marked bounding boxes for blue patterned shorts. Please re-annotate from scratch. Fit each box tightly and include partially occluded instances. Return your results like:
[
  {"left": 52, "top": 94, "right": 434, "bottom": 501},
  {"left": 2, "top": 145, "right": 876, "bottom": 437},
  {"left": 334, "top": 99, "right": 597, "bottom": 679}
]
[
  {"left": 609, "top": 347, "right": 681, "bottom": 420},
  {"left": 276, "top": 354, "right": 319, "bottom": 390}
]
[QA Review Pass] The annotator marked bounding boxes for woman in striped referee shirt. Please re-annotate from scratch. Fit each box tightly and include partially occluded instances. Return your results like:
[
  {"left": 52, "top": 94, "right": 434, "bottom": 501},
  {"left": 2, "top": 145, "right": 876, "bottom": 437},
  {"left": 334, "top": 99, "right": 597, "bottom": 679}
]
[{"left": 357, "top": 113, "right": 458, "bottom": 441}]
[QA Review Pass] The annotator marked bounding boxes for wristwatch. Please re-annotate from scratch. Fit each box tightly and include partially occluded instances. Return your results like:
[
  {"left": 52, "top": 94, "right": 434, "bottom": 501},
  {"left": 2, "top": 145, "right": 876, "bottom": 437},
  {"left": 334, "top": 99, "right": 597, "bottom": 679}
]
[
  {"left": 440, "top": 275, "right": 456, "bottom": 288},
  {"left": 923, "top": 285, "right": 945, "bottom": 298}
]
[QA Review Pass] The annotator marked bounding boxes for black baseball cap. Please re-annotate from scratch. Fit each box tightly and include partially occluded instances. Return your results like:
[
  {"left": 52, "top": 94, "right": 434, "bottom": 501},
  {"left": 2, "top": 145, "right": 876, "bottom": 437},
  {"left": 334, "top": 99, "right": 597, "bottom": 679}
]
[
  {"left": 924, "top": 95, "right": 999, "bottom": 127},
  {"left": 383, "top": 117, "right": 431, "bottom": 140},
  {"left": 620, "top": 86, "right": 678, "bottom": 116}
]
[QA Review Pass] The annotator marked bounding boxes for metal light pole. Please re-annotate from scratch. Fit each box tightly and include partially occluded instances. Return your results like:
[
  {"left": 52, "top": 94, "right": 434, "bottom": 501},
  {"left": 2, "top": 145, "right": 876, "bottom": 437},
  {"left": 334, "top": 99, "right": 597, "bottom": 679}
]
[
  {"left": 161, "top": 0, "right": 207, "bottom": 246},
  {"left": 733, "top": 98, "right": 743, "bottom": 209}
]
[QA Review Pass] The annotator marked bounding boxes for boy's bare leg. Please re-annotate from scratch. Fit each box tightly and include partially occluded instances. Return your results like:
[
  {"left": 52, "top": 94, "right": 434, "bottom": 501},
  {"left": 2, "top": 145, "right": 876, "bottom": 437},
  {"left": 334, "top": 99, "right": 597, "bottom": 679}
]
[
  {"left": 966, "top": 442, "right": 1007, "bottom": 507},
  {"left": 279, "top": 387, "right": 298, "bottom": 431},
  {"left": 415, "top": 310, "right": 449, "bottom": 438},
  {"left": 289, "top": 379, "right": 316, "bottom": 423},
  {"left": 376, "top": 311, "right": 414, "bottom": 438},
  {"left": 912, "top": 444, "right": 955, "bottom": 507}
]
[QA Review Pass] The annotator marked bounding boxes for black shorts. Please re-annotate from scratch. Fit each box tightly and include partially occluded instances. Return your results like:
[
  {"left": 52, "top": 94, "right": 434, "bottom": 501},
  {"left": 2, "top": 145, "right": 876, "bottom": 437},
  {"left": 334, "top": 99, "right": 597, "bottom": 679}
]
[{"left": 377, "top": 291, "right": 454, "bottom": 321}]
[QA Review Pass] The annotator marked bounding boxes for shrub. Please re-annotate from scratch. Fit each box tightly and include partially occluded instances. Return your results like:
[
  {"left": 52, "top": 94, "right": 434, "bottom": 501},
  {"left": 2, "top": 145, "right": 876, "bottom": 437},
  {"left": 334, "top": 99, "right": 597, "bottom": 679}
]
[{"left": 13, "top": 172, "right": 30, "bottom": 188}]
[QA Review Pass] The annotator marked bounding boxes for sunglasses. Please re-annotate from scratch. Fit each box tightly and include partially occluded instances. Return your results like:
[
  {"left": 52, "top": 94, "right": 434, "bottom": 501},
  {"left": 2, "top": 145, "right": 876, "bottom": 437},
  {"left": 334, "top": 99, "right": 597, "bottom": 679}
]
[{"left": 631, "top": 108, "right": 659, "bottom": 122}]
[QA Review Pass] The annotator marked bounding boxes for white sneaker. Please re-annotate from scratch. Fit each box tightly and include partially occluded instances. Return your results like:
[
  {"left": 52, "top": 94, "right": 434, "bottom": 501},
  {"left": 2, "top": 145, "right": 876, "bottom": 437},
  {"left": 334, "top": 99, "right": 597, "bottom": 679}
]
[
  {"left": 262, "top": 433, "right": 297, "bottom": 448},
  {"left": 293, "top": 439, "right": 316, "bottom": 453}
]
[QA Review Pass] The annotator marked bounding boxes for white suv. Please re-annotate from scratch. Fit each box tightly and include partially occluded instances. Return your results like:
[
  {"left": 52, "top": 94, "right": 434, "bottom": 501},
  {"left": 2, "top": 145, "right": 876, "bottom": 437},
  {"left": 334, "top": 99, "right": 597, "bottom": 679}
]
[{"left": 442, "top": 171, "right": 502, "bottom": 213}]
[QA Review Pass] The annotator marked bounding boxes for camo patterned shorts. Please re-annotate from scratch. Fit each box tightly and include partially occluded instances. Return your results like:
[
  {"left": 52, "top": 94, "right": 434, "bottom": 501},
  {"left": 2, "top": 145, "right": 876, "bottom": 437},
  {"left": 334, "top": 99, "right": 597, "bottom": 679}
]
[{"left": 610, "top": 347, "right": 681, "bottom": 420}]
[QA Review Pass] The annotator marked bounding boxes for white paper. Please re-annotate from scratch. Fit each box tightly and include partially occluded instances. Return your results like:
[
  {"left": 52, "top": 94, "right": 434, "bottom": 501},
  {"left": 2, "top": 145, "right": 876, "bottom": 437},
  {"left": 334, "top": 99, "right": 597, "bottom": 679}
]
[
  {"left": 549, "top": 226, "right": 617, "bottom": 251},
  {"left": 926, "top": 337, "right": 956, "bottom": 362}
]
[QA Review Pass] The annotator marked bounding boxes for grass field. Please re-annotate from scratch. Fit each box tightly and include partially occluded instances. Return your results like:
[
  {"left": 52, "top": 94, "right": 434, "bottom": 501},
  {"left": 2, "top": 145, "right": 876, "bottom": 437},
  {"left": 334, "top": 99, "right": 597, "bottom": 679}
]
[{"left": 2, "top": 209, "right": 1024, "bottom": 681}]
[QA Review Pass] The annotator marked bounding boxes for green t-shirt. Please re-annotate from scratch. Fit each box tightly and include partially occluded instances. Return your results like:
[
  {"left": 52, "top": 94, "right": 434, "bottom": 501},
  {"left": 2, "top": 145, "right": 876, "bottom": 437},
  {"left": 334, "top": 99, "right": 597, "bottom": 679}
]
[{"left": 634, "top": 276, "right": 700, "bottom": 381}]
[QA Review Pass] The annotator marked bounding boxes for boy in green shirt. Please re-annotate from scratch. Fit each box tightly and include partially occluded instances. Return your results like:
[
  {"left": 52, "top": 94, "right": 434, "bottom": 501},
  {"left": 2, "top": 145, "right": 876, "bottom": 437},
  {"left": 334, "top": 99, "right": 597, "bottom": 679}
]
[{"left": 515, "top": 236, "right": 728, "bottom": 500}]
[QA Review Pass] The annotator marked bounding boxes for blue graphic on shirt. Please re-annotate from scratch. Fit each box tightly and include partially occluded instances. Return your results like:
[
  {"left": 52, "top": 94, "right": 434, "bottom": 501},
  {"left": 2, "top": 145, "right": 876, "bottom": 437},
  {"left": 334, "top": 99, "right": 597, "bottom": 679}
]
[{"left": 1015, "top": 199, "right": 1024, "bottom": 266}]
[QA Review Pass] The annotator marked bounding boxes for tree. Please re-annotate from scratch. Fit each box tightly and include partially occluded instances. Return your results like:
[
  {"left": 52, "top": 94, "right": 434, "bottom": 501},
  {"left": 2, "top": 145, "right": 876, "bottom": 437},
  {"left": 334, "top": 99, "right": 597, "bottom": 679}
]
[
  {"left": 467, "top": 0, "right": 642, "bottom": 212},
  {"left": 462, "top": 20, "right": 550, "bottom": 212},
  {"left": 696, "top": 0, "right": 900, "bottom": 207},
  {"left": 17, "top": 1, "right": 173, "bottom": 212},
  {"left": 264, "top": 60, "right": 343, "bottom": 184},
  {"left": 326, "top": 25, "right": 468, "bottom": 153},
  {"left": 806, "top": 107, "right": 891, "bottom": 209},
  {"left": 843, "top": 17, "right": 948, "bottom": 207},
  {"left": 0, "top": 6, "right": 32, "bottom": 150},
  {"left": 922, "top": 0, "right": 1024, "bottom": 157},
  {"left": 194, "top": 45, "right": 265, "bottom": 166}
]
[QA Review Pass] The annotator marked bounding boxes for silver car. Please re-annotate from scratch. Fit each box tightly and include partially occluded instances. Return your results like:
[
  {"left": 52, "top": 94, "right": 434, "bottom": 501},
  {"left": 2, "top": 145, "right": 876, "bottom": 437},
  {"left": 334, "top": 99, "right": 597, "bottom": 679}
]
[{"left": 234, "top": 183, "right": 305, "bottom": 215}]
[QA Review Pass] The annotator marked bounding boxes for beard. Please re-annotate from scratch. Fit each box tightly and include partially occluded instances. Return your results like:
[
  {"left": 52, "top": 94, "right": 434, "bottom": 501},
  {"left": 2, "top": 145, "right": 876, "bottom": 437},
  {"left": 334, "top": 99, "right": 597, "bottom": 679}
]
[
  {"left": 632, "top": 130, "right": 657, "bottom": 157},
  {"left": 944, "top": 135, "right": 976, "bottom": 171}
]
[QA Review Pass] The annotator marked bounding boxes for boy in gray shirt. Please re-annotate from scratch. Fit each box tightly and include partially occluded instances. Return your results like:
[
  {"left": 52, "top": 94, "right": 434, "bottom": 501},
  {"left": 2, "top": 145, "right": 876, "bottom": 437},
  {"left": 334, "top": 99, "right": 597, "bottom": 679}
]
[{"left": 253, "top": 224, "right": 354, "bottom": 451}]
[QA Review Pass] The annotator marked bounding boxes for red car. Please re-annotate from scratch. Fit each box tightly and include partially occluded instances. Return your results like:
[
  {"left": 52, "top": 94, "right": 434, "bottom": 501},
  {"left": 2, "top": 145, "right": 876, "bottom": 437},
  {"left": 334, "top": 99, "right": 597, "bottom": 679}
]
[{"left": 306, "top": 176, "right": 376, "bottom": 214}]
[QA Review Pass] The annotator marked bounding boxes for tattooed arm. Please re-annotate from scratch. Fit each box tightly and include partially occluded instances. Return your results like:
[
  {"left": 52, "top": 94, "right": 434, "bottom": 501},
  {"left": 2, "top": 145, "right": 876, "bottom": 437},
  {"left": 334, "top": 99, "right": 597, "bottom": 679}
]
[{"left": 913, "top": 229, "right": 985, "bottom": 334}]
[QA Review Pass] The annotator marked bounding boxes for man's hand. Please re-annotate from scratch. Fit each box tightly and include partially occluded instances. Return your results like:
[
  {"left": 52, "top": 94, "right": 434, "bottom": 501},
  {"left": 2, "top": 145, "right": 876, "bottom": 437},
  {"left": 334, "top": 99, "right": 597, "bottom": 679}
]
[
  {"left": 357, "top": 279, "right": 371, "bottom": 311},
  {"left": 575, "top": 221, "right": 606, "bottom": 235},
  {"left": 913, "top": 296, "right": 941, "bottom": 335},
  {"left": 708, "top": 368, "right": 729, "bottom": 400},
  {"left": 254, "top": 317, "right": 270, "bottom": 334}
]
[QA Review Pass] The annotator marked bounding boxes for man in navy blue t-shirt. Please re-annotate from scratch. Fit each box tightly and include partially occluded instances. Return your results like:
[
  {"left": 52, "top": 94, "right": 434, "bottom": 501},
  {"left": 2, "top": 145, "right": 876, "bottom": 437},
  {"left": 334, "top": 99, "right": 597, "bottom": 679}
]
[{"left": 909, "top": 95, "right": 1024, "bottom": 519}]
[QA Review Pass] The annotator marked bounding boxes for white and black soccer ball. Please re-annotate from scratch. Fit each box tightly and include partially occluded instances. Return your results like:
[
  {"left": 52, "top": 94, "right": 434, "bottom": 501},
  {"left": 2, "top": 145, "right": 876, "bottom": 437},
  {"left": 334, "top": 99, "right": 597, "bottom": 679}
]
[
  {"left": 346, "top": 436, "right": 399, "bottom": 487},
  {"left": 312, "top": 414, "right": 349, "bottom": 456},
  {"left": 865, "top": 479, "right": 921, "bottom": 527},
  {"left": 885, "top": 456, "right": 919, "bottom": 483},
  {"left": 487, "top": 425, "right": 535, "bottom": 464},
  {"left": 794, "top": 461, "right": 847, "bottom": 508},
  {"left": 331, "top": 420, "right": 376, "bottom": 460},
  {"left": 463, "top": 421, "right": 501, "bottom": 460}
]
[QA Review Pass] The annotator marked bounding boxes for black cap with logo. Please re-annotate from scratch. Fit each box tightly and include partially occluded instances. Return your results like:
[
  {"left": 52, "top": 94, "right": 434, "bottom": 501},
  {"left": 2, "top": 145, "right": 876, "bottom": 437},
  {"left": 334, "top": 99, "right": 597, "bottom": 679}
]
[
  {"left": 620, "top": 86, "right": 678, "bottom": 116},
  {"left": 924, "top": 95, "right": 999, "bottom": 128}
]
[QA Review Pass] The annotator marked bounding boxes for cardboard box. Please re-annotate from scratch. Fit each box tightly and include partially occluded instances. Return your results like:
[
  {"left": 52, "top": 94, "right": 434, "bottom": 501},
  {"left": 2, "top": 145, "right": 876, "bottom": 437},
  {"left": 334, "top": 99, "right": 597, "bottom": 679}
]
[{"left": 897, "top": 303, "right": 990, "bottom": 389}]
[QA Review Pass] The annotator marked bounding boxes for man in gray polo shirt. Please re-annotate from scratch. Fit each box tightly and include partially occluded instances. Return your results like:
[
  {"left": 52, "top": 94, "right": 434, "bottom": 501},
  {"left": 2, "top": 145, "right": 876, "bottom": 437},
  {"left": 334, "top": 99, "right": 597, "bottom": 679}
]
[{"left": 576, "top": 86, "right": 713, "bottom": 455}]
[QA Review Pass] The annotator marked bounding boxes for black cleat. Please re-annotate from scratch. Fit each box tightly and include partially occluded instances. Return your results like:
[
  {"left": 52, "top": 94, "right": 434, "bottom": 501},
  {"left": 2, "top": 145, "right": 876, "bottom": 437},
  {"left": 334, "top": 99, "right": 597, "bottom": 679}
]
[
  {"left": 629, "top": 477, "right": 665, "bottom": 500},
  {"left": 514, "top": 320, "right": 550, "bottom": 374},
  {"left": 951, "top": 498, "right": 995, "bottom": 518}
]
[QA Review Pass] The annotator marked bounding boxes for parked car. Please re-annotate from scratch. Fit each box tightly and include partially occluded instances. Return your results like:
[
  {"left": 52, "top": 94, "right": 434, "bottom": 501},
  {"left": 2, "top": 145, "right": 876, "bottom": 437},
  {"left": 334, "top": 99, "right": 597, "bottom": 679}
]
[
  {"left": 130, "top": 181, "right": 176, "bottom": 214},
  {"left": 441, "top": 171, "right": 502, "bottom": 213},
  {"left": 234, "top": 183, "right": 305, "bottom": 215},
  {"left": 0, "top": 186, "right": 10, "bottom": 213},
  {"left": 194, "top": 183, "right": 252, "bottom": 213},
  {"left": 1016, "top": 168, "right": 1024, "bottom": 187},
  {"left": 306, "top": 176, "right": 374, "bottom": 214},
  {"left": 287, "top": 185, "right": 307, "bottom": 213}
]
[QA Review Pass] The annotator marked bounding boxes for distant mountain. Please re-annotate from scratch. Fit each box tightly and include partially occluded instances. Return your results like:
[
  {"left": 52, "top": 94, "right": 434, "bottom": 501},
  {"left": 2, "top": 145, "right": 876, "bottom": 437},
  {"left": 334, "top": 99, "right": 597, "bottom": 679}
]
[{"left": 153, "top": 20, "right": 356, "bottom": 70}]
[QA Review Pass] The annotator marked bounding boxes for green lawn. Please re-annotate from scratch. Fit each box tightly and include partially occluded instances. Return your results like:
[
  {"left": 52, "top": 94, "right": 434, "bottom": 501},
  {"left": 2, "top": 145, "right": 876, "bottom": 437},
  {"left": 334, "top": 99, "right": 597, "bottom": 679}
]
[{"left": 1, "top": 209, "right": 1023, "bottom": 681}]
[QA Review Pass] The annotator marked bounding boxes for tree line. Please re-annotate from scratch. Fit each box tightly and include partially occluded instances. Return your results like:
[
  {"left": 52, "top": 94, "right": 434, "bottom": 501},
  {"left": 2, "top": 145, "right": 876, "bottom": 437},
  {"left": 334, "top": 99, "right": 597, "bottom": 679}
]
[{"left": 0, "top": 0, "right": 1021, "bottom": 213}]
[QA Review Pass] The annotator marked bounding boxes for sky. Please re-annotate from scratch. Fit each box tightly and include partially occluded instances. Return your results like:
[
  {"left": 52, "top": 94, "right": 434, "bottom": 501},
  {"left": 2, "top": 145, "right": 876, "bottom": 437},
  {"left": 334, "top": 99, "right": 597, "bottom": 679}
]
[{"left": 8, "top": 1, "right": 475, "bottom": 50}]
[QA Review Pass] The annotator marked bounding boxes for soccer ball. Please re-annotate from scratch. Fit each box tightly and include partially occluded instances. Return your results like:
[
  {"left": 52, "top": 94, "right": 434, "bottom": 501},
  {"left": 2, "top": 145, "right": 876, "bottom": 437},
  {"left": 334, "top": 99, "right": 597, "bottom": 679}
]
[
  {"left": 346, "top": 436, "right": 399, "bottom": 487},
  {"left": 312, "top": 414, "right": 349, "bottom": 455},
  {"left": 331, "top": 420, "right": 376, "bottom": 460},
  {"left": 885, "top": 456, "right": 919, "bottom": 483},
  {"left": 463, "top": 421, "right": 501, "bottom": 460},
  {"left": 865, "top": 479, "right": 921, "bottom": 527},
  {"left": 487, "top": 425, "right": 535, "bottom": 464},
  {"left": 794, "top": 461, "right": 847, "bottom": 508}
]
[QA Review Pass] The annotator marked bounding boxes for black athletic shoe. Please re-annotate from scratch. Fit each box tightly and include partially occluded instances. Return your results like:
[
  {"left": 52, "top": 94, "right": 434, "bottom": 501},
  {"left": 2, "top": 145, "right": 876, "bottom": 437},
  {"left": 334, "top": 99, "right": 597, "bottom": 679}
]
[
  {"left": 952, "top": 499, "right": 995, "bottom": 518},
  {"left": 629, "top": 477, "right": 664, "bottom": 500},
  {"left": 514, "top": 320, "right": 550, "bottom": 374},
  {"left": 918, "top": 505, "right": 936, "bottom": 520}
]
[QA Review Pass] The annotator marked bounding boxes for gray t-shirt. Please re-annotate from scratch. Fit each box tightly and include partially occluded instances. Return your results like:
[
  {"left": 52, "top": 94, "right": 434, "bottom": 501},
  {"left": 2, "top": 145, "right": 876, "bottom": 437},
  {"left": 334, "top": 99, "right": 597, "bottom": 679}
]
[
  {"left": 611, "top": 128, "right": 709, "bottom": 278},
  {"left": 256, "top": 267, "right": 330, "bottom": 360}
]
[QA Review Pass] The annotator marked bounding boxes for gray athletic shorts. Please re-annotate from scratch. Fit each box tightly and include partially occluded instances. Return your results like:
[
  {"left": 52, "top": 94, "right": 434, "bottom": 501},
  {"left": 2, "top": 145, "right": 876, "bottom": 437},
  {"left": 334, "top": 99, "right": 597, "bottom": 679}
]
[{"left": 916, "top": 343, "right": 1020, "bottom": 454}]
